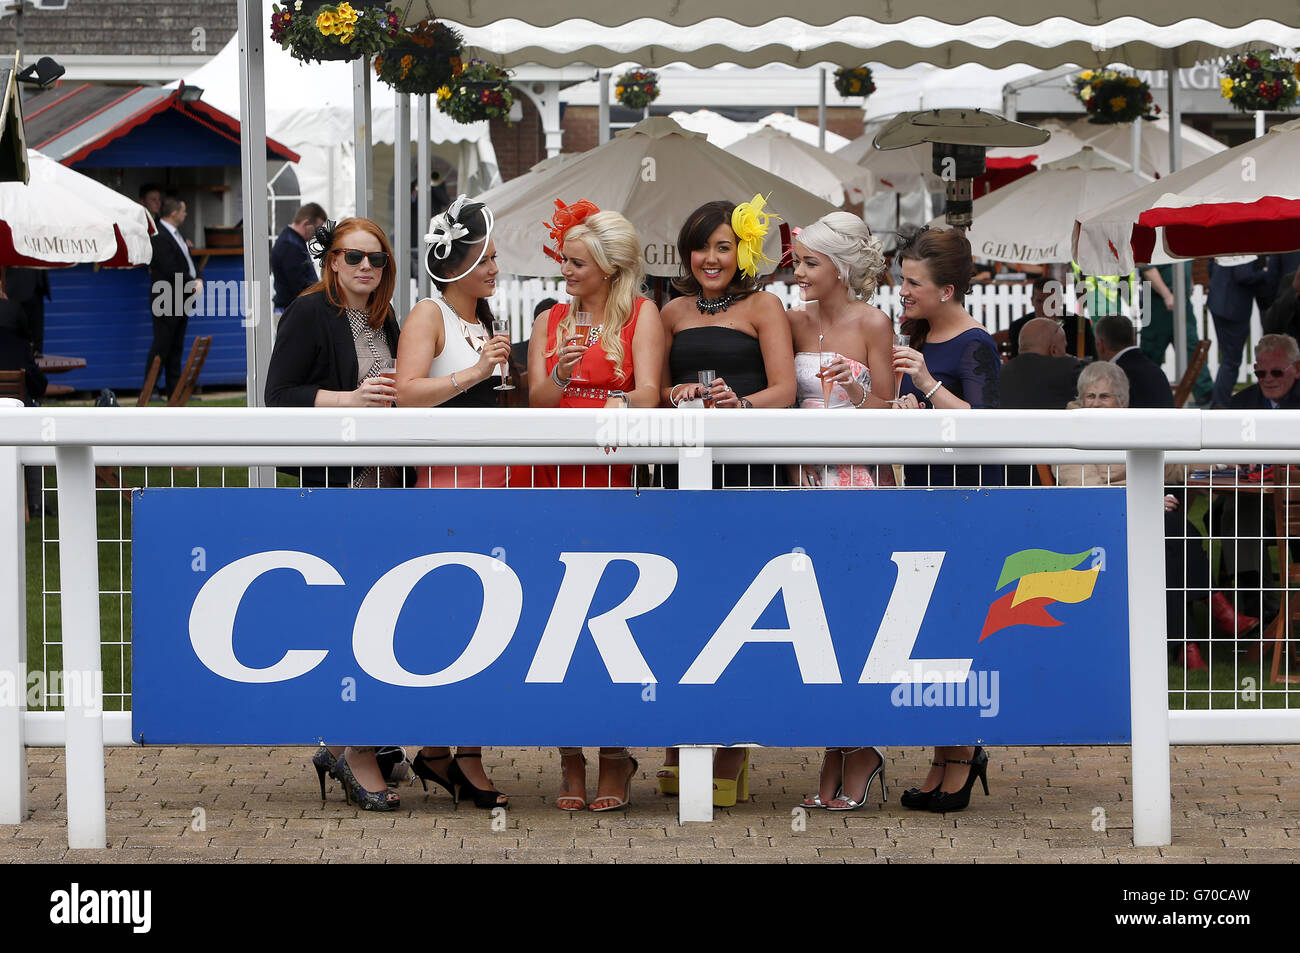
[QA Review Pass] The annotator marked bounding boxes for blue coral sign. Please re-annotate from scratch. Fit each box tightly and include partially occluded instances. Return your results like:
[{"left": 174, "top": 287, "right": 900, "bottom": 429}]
[{"left": 132, "top": 488, "right": 1131, "bottom": 746}]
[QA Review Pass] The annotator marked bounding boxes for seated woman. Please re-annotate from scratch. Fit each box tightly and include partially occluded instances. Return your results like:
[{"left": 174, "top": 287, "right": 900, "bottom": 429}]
[
  {"left": 657, "top": 197, "right": 796, "bottom": 806},
  {"left": 1054, "top": 361, "right": 1254, "bottom": 668},
  {"left": 786, "top": 212, "right": 893, "bottom": 811},
  {"left": 393, "top": 196, "right": 512, "bottom": 810},
  {"left": 526, "top": 200, "right": 664, "bottom": 811},
  {"left": 264, "top": 216, "right": 401, "bottom": 811}
]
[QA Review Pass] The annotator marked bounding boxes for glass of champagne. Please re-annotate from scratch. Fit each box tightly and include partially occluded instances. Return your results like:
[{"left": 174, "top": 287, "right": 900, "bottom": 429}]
[
  {"left": 698, "top": 369, "right": 717, "bottom": 408},
  {"left": 569, "top": 311, "right": 594, "bottom": 383},
  {"left": 820, "top": 352, "right": 836, "bottom": 408},
  {"left": 378, "top": 359, "right": 396, "bottom": 407},
  {"left": 491, "top": 316, "right": 514, "bottom": 391},
  {"left": 893, "top": 332, "right": 910, "bottom": 401}
]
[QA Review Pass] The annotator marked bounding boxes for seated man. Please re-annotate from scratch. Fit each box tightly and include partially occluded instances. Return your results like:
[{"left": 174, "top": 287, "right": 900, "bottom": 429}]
[
  {"left": 999, "top": 317, "right": 1086, "bottom": 410},
  {"left": 1094, "top": 314, "right": 1173, "bottom": 408},
  {"left": 1214, "top": 334, "right": 1300, "bottom": 642},
  {"left": 1006, "top": 275, "right": 1097, "bottom": 359}
]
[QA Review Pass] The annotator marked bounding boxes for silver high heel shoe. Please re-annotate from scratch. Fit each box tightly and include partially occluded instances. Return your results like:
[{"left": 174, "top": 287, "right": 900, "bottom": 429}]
[{"left": 827, "top": 746, "right": 886, "bottom": 810}]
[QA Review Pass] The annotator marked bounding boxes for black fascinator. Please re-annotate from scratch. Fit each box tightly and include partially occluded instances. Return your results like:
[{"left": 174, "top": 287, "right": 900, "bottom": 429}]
[{"left": 308, "top": 219, "right": 337, "bottom": 261}]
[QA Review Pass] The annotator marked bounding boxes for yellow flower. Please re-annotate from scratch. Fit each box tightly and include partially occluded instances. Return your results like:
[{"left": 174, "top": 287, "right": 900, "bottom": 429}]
[
  {"left": 1125, "top": 77, "right": 1141, "bottom": 87},
  {"left": 731, "top": 194, "right": 780, "bottom": 279},
  {"left": 335, "top": 2, "right": 358, "bottom": 24},
  {"left": 1109, "top": 96, "right": 1128, "bottom": 112},
  {"left": 615, "top": 85, "right": 624, "bottom": 97},
  {"left": 1220, "top": 77, "right": 1235, "bottom": 98},
  {"left": 316, "top": 10, "right": 335, "bottom": 33},
  {"left": 1079, "top": 70, "right": 1094, "bottom": 80},
  {"left": 437, "top": 86, "right": 452, "bottom": 103},
  {"left": 1080, "top": 85, "right": 1093, "bottom": 101}
]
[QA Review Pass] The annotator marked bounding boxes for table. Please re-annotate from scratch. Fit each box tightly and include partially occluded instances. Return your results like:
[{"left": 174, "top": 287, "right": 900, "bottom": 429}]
[{"left": 35, "top": 354, "right": 87, "bottom": 374}]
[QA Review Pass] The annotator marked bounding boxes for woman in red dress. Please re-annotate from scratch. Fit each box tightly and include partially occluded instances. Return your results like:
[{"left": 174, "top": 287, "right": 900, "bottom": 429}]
[{"left": 526, "top": 200, "right": 664, "bottom": 810}]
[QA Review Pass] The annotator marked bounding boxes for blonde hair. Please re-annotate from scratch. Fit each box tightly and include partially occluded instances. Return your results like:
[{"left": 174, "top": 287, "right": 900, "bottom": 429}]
[
  {"left": 797, "top": 212, "right": 886, "bottom": 300},
  {"left": 548, "top": 211, "right": 645, "bottom": 383}
]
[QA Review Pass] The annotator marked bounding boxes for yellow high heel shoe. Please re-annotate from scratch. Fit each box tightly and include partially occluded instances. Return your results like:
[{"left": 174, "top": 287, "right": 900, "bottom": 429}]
[
  {"left": 712, "top": 750, "right": 750, "bottom": 808},
  {"left": 656, "top": 765, "right": 679, "bottom": 796}
]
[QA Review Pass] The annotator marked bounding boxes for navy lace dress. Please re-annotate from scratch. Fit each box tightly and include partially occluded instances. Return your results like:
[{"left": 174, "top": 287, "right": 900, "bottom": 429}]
[{"left": 898, "top": 327, "right": 1002, "bottom": 488}]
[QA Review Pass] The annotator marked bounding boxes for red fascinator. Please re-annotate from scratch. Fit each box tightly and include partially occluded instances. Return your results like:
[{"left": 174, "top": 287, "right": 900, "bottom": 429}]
[{"left": 542, "top": 198, "right": 600, "bottom": 263}]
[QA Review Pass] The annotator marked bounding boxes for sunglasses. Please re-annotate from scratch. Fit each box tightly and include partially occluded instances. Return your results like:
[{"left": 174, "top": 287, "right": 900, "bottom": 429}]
[
  {"left": 1253, "top": 366, "right": 1293, "bottom": 379},
  {"left": 333, "top": 249, "right": 390, "bottom": 268}
]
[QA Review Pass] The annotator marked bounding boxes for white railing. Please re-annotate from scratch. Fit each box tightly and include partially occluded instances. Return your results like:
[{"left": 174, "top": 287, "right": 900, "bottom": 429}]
[{"left": 3, "top": 405, "right": 1300, "bottom": 850}]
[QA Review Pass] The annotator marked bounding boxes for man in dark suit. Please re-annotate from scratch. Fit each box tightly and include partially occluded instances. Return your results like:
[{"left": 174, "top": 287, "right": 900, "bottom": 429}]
[
  {"left": 999, "top": 317, "right": 1086, "bottom": 411},
  {"left": 271, "top": 202, "right": 326, "bottom": 311},
  {"left": 1006, "top": 276, "right": 1097, "bottom": 360},
  {"left": 1094, "top": 314, "right": 1173, "bottom": 408},
  {"left": 147, "top": 197, "right": 200, "bottom": 398},
  {"left": 1207, "top": 256, "right": 1279, "bottom": 408},
  {"left": 1262, "top": 263, "right": 1300, "bottom": 343},
  {"left": 1, "top": 267, "right": 51, "bottom": 355},
  {"left": 138, "top": 183, "right": 162, "bottom": 228}
]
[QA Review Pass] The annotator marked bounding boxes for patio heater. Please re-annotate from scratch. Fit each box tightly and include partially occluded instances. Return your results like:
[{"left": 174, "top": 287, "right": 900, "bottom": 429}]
[{"left": 874, "top": 109, "right": 1050, "bottom": 229}]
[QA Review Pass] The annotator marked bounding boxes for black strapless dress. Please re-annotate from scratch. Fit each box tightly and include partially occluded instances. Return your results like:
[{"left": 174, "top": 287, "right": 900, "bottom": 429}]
[{"left": 664, "top": 325, "right": 778, "bottom": 488}]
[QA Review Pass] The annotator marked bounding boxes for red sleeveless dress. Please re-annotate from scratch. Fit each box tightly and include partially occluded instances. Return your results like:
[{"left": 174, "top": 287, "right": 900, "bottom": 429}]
[{"left": 532, "top": 299, "right": 645, "bottom": 488}]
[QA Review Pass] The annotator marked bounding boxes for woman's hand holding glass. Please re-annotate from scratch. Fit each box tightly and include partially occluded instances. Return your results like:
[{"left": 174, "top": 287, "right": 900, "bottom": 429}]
[
  {"left": 475, "top": 334, "right": 513, "bottom": 382},
  {"left": 708, "top": 375, "right": 743, "bottom": 408},
  {"left": 818, "top": 357, "right": 862, "bottom": 407},
  {"left": 552, "top": 333, "right": 587, "bottom": 383},
  {"left": 891, "top": 344, "right": 933, "bottom": 408},
  {"left": 352, "top": 374, "right": 397, "bottom": 408}
]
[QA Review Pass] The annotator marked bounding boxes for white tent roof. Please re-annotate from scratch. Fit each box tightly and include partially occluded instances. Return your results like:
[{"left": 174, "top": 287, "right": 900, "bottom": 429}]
[{"left": 669, "top": 109, "right": 851, "bottom": 151}]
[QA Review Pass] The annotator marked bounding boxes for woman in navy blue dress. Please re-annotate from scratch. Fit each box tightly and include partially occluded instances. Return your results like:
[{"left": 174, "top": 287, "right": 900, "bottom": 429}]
[{"left": 891, "top": 225, "right": 1000, "bottom": 813}]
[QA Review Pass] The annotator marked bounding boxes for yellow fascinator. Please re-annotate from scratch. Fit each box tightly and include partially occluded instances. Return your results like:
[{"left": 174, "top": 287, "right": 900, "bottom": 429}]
[{"left": 731, "top": 194, "right": 780, "bottom": 279}]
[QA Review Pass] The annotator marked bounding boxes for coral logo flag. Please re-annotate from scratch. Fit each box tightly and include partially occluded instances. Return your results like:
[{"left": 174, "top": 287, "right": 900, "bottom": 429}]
[{"left": 980, "top": 547, "right": 1101, "bottom": 642}]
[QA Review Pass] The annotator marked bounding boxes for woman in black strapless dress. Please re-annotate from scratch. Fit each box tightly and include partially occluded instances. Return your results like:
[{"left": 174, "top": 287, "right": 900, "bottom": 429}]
[
  {"left": 656, "top": 199, "right": 796, "bottom": 803},
  {"left": 659, "top": 199, "right": 796, "bottom": 490}
]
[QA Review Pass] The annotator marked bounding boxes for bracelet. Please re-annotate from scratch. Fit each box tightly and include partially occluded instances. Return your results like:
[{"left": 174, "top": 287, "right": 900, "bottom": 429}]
[
  {"left": 550, "top": 364, "right": 571, "bottom": 388},
  {"left": 922, "top": 380, "right": 943, "bottom": 401},
  {"left": 740, "top": 397, "right": 753, "bottom": 409},
  {"left": 609, "top": 390, "right": 631, "bottom": 408},
  {"left": 450, "top": 372, "right": 466, "bottom": 395},
  {"left": 853, "top": 381, "right": 869, "bottom": 409},
  {"left": 669, "top": 384, "right": 686, "bottom": 407}
]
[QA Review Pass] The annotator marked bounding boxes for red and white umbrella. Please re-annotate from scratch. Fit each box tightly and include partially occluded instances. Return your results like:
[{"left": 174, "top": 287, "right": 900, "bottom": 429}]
[
  {"left": 0, "top": 150, "right": 155, "bottom": 268},
  {"left": 1073, "top": 117, "right": 1300, "bottom": 274}
]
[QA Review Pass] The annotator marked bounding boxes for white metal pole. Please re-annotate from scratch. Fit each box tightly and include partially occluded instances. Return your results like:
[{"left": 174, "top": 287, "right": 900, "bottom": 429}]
[
  {"left": 1168, "top": 55, "right": 1187, "bottom": 380},
  {"left": 1125, "top": 448, "right": 1172, "bottom": 847},
  {"left": 677, "top": 441, "right": 715, "bottom": 824},
  {"left": 55, "top": 446, "right": 106, "bottom": 849},
  {"left": 818, "top": 68, "right": 826, "bottom": 151},
  {"left": 237, "top": 0, "right": 275, "bottom": 490},
  {"left": 598, "top": 71, "right": 610, "bottom": 145},
  {"left": 353, "top": 57, "right": 374, "bottom": 220},
  {"left": 1255, "top": 110, "right": 1265, "bottom": 138},
  {"left": 1129, "top": 118, "right": 1140, "bottom": 174},
  {"left": 0, "top": 436, "right": 27, "bottom": 824},
  {"left": 417, "top": 94, "right": 431, "bottom": 302},
  {"left": 394, "top": 93, "right": 411, "bottom": 323}
]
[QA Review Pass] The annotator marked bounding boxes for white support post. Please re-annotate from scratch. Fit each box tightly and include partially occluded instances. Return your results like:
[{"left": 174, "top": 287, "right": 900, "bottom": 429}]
[
  {"left": 55, "top": 446, "right": 106, "bottom": 849},
  {"left": 677, "top": 441, "right": 714, "bottom": 823},
  {"left": 1125, "top": 448, "right": 1171, "bottom": 847},
  {"left": 0, "top": 438, "right": 28, "bottom": 823},
  {"left": 1167, "top": 54, "right": 1186, "bottom": 380},
  {"left": 353, "top": 56, "right": 374, "bottom": 220},
  {"left": 417, "top": 94, "right": 431, "bottom": 302},
  {"left": 597, "top": 71, "right": 610, "bottom": 145},
  {"left": 817, "top": 68, "right": 826, "bottom": 151},
  {"left": 237, "top": 0, "right": 275, "bottom": 490},
  {"left": 394, "top": 93, "right": 411, "bottom": 323}
]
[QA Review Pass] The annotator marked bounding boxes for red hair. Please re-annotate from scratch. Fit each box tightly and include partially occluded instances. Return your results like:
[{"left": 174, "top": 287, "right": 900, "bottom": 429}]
[{"left": 306, "top": 217, "right": 395, "bottom": 329}]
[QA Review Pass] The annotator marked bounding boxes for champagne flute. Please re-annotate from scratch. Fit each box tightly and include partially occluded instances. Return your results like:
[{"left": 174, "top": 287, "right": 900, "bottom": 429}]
[
  {"left": 820, "top": 352, "right": 836, "bottom": 408},
  {"left": 698, "top": 369, "right": 717, "bottom": 408},
  {"left": 893, "top": 332, "right": 910, "bottom": 401},
  {"left": 378, "top": 359, "right": 396, "bottom": 407},
  {"left": 491, "top": 316, "right": 514, "bottom": 391},
  {"left": 569, "top": 311, "right": 594, "bottom": 383}
]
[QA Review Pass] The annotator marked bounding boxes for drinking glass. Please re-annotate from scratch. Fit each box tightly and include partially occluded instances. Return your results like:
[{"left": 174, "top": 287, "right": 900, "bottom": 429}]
[
  {"left": 378, "top": 359, "right": 396, "bottom": 407},
  {"left": 820, "top": 352, "right": 836, "bottom": 408},
  {"left": 698, "top": 369, "right": 717, "bottom": 408},
  {"left": 893, "top": 332, "right": 910, "bottom": 401},
  {"left": 568, "top": 311, "right": 594, "bottom": 383},
  {"left": 492, "top": 316, "right": 514, "bottom": 391}
]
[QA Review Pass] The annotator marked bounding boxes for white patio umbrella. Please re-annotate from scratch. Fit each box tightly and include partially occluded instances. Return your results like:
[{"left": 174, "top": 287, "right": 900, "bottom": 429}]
[
  {"left": 1068, "top": 116, "right": 1226, "bottom": 179},
  {"left": 0, "top": 150, "right": 154, "bottom": 268},
  {"left": 985, "top": 120, "right": 1094, "bottom": 170},
  {"left": 945, "top": 148, "right": 1153, "bottom": 266},
  {"left": 668, "top": 109, "right": 751, "bottom": 148},
  {"left": 727, "top": 126, "right": 874, "bottom": 206},
  {"left": 474, "top": 116, "right": 836, "bottom": 278},
  {"left": 1074, "top": 117, "right": 1300, "bottom": 275},
  {"left": 836, "top": 138, "right": 942, "bottom": 196}
]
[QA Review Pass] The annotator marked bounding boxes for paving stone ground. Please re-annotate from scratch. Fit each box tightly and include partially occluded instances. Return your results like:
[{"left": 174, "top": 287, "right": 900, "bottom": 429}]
[{"left": 2, "top": 745, "right": 1297, "bottom": 863}]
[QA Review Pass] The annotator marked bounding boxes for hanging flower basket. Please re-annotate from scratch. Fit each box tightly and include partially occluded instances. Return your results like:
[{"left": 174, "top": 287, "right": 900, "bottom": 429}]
[
  {"left": 1071, "top": 69, "right": 1159, "bottom": 124},
  {"left": 1219, "top": 51, "right": 1299, "bottom": 113},
  {"left": 833, "top": 66, "right": 876, "bottom": 99},
  {"left": 271, "top": 1, "right": 398, "bottom": 64},
  {"left": 437, "top": 60, "right": 514, "bottom": 124},
  {"left": 375, "top": 19, "right": 464, "bottom": 94},
  {"left": 614, "top": 69, "right": 659, "bottom": 110}
]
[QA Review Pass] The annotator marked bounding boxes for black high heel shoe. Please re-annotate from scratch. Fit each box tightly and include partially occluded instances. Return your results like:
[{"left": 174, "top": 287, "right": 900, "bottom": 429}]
[
  {"left": 900, "top": 758, "right": 946, "bottom": 810},
  {"left": 411, "top": 750, "right": 458, "bottom": 801},
  {"left": 448, "top": 753, "right": 508, "bottom": 810},
  {"left": 335, "top": 749, "right": 401, "bottom": 812},
  {"left": 312, "top": 746, "right": 339, "bottom": 802},
  {"left": 928, "top": 747, "right": 989, "bottom": 813}
]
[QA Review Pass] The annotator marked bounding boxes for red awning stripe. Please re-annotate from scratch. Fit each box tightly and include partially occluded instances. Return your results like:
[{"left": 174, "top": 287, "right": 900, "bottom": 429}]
[{"left": 1137, "top": 196, "right": 1300, "bottom": 230}]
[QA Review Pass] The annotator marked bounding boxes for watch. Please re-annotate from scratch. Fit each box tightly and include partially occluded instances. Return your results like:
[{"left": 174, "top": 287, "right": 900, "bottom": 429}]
[
  {"left": 609, "top": 390, "right": 631, "bottom": 407},
  {"left": 740, "top": 397, "right": 754, "bottom": 409}
]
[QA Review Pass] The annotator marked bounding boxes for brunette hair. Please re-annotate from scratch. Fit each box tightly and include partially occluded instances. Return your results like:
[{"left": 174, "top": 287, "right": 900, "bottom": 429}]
[
  {"left": 426, "top": 199, "right": 495, "bottom": 329},
  {"left": 307, "top": 216, "right": 396, "bottom": 330},
  {"left": 897, "top": 226, "right": 974, "bottom": 349},
  {"left": 671, "top": 200, "right": 759, "bottom": 299}
]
